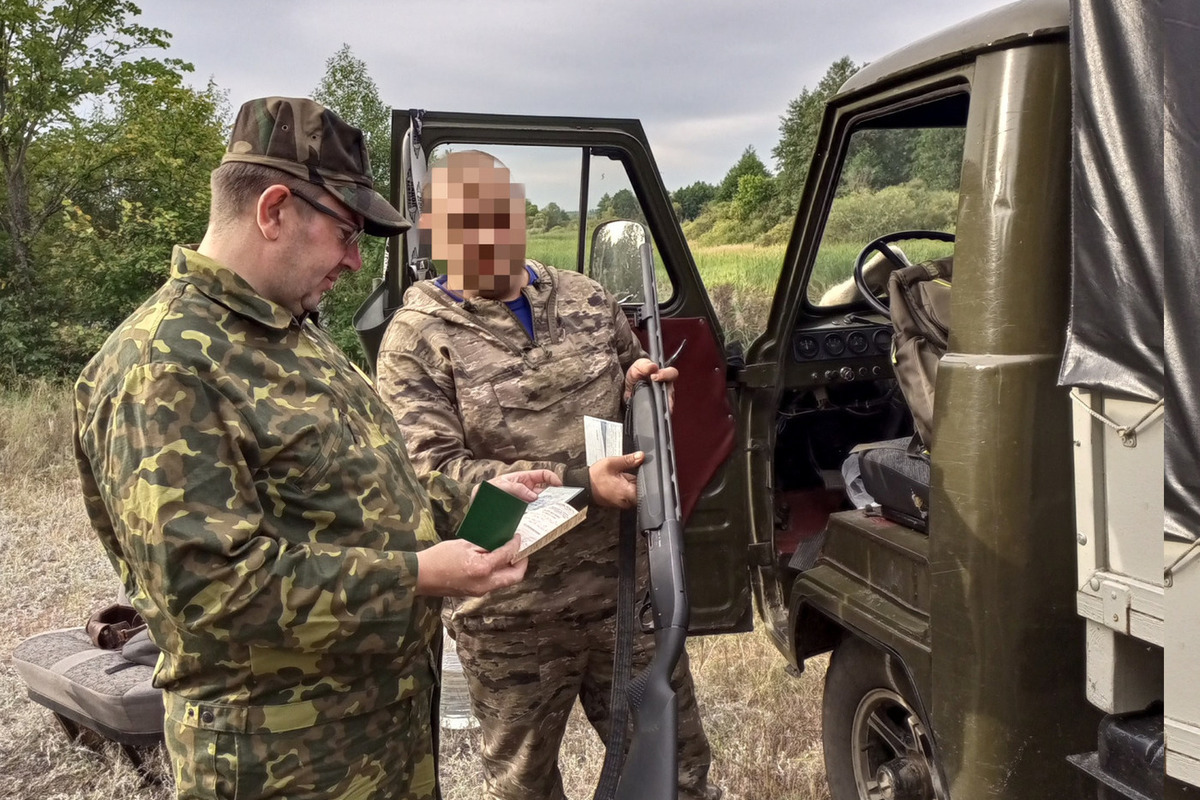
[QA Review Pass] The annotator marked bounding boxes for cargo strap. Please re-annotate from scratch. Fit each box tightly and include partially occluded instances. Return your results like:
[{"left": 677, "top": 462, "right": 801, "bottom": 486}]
[
  {"left": 1166, "top": 540, "right": 1200, "bottom": 586},
  {"left": 1070, "top": 391, "right": 1164, "bottom": 447},
  {"left": 593, "top": 404, "right": 639, "bottom": 800}
]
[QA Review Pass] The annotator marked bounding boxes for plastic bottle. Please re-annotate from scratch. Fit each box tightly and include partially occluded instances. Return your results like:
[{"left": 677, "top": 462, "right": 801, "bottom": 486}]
[{"left": 439, "top": 627, "right": 479, "bottom": 729}]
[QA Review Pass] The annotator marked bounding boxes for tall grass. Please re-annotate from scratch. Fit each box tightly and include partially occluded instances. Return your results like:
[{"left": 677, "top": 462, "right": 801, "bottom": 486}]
[{"left": 0, "top": 378, "right": 78, "bottom": 481}]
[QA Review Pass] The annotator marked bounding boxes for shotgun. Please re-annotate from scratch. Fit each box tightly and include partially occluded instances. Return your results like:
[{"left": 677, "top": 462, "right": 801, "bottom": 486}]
[{"left": 614, "top": 241, "right": 689, "bottom": 800}]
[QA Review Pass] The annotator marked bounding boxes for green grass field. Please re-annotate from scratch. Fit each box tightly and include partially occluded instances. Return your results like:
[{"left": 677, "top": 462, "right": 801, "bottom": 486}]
[{"left": 527, "top": 228, "right": 954, "bottom": 348}]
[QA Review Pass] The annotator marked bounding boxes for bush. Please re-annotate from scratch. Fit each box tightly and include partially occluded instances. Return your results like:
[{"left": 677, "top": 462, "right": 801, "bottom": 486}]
[{"left": 822, "top": 180, "right": 957, "bottom": 243}]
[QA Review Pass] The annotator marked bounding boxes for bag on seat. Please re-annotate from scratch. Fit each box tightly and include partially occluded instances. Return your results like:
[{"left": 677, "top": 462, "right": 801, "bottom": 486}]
[
  {"left": 888, "top": 255, "right": 952, "bottom": 448},
  {"left": 85, "top": 603, "right": 147, "bottom": 650}
]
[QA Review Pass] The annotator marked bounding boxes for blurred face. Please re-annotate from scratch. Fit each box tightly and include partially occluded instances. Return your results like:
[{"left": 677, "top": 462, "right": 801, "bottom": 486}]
[{"left": 424, "top": 153, "right": 527, "bottom": 299}]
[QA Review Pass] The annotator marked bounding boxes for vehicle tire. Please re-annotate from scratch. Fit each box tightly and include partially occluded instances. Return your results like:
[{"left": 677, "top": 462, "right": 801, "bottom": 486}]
[{"left": 822, "top": 635, "right": 942, "bottom": 800}]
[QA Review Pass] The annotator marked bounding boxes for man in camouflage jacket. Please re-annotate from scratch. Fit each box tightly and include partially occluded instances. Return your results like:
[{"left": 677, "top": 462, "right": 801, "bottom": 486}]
[
  {"left": 376, "top": 151, "right": 718, "bottom": 800},
  {"left": 74, "top": 100, "right": 554, "bottom": 800}
]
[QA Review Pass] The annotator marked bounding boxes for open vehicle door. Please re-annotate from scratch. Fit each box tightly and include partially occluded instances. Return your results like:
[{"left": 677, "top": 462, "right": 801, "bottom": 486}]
[{"left": 358, "top": 109, "right": 753, "bottom": 634}]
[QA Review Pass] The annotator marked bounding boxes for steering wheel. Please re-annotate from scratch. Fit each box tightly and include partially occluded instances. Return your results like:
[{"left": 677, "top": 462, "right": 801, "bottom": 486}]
[{"left": 853, "top": 230, "right": 956, "bottom": 318}]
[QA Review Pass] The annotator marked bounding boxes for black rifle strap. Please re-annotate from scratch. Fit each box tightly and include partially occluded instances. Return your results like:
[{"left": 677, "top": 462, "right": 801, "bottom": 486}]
[
  {"left": 429, "top": 629, "right": 444, "bottom": 800},
  {"left": 592, "top": 402, "right": 641, "bottom": 800}
]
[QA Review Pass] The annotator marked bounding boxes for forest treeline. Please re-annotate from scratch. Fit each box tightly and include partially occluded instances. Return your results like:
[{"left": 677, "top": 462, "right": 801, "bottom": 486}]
[{"left": 0, "top": 2, "right": 957, "bottom": 380}]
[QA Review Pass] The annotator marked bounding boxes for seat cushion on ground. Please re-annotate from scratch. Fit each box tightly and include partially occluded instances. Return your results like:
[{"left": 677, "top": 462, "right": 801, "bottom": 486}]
[{"left": 12, "top": 627, "right": 162, "bottom": 745}]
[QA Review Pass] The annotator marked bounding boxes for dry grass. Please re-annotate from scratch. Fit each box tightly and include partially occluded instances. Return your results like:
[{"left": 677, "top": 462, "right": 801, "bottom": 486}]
[{"left": 0, "top": 383, "right": 829, "bottom": 800}]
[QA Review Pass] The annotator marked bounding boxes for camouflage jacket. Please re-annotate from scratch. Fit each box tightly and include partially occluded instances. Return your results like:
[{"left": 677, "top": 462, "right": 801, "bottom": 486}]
[
  {"left": 74, "top": 246, "right": 468, "bottom": 734},
  {"left": 377, "top": 262, "right": 645, "bottom": 623}
]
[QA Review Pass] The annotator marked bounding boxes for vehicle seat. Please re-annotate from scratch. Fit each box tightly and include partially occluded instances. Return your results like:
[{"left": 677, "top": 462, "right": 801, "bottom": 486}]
[{"left": 12, "top": 626, "right": 163, "bottom": 767}]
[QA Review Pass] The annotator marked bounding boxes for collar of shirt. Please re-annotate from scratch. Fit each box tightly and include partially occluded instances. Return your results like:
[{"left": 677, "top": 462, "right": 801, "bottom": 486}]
[{"left": 171, "top": 245, "right": 297, "bottom": 330}]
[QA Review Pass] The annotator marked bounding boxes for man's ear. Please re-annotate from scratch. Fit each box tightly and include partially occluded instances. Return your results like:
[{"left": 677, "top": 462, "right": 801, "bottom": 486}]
[{"left": 256, "top": 184, "right": 291, "bottom": 241}]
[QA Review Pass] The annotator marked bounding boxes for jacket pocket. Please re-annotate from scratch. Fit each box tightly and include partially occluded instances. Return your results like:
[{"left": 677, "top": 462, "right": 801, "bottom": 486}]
[{"left": 490, "top": 348, "right": 612, "bottom": 413}]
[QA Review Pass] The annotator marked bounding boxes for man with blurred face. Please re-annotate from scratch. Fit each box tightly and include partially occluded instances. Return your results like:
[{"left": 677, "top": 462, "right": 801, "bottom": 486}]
[
  {"left": 74, "top": 101, "right": 555, "bottom": 800},
  {"left": 377, "top": 151, "right": 719, "bottom": 800}
]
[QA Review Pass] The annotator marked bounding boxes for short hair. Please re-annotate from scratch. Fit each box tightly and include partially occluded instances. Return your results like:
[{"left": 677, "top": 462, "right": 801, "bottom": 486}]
[{"left": 209, "top": 161, "right": 312, "bottom": 228}]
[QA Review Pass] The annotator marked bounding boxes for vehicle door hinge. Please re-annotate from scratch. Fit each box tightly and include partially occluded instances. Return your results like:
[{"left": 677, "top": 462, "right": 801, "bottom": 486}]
[
  {"left": 747, "top": 541, "right": 774, "bottom": 567},
  {"left": 1100, "top": 580, "right": 1131, "bottom": 634},
  {"left": 737, "top": 363, "right": 777, "bottom": 389}
]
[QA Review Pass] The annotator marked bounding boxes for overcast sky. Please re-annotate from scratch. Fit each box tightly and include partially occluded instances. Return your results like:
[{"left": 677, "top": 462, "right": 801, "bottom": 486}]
[{"left": 139, "top": 0, "right": 1010, "bottom": 195}]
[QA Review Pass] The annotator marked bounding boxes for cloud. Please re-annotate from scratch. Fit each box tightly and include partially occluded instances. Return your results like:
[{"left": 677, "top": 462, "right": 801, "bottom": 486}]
[{"left": 140, "top": 0, "right": 1010, "bottom": 188}]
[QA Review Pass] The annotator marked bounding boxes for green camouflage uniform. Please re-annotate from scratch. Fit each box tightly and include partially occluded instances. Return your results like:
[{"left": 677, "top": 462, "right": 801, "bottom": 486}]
[
  {"left": 75, "top": 246, "right": 467, "bottom": 800},
  {"left": 377, "top": 262, "right": 715, "bottom": 800}
]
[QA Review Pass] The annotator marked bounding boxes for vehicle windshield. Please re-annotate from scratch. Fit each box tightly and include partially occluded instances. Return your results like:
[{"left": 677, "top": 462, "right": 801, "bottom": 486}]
[{"left": 808, "top": 120, "right": 964, "bottom": 307}]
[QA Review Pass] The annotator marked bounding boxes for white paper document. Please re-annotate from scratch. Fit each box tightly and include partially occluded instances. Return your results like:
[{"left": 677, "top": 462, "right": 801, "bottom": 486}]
[
  {"left": 526, "top": 485, "right": 584, "bottom": 512},
  {"left": 584, "top": 416, "right": 624, "bottom": 465}
]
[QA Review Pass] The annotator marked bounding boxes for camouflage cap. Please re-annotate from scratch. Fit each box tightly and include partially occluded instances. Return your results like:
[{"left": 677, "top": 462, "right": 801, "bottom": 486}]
[{"left": 222, "top": 97, "right": 409, "bottom": 237}]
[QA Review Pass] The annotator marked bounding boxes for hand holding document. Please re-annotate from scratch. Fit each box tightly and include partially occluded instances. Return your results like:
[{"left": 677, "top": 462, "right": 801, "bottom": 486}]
[
  {"left": 456, "top": 482, "right": 587, "bottom": 562},
  {"left": 585, "top": 415, "right": 624, "bottom": 466}
]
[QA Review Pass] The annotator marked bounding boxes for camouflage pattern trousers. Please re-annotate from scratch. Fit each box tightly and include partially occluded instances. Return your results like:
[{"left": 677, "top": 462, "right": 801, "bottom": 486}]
[
  {"left": 164, "top": 689, "right": 435, "bottom": 800},
  {"left": 450, "top": 614, "right": 715, "bottom": 800}
]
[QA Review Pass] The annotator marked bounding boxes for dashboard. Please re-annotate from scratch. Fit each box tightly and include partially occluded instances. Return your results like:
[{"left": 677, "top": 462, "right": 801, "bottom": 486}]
[{"left": 791, "top": 315, "right": 894, "bottom": 383}]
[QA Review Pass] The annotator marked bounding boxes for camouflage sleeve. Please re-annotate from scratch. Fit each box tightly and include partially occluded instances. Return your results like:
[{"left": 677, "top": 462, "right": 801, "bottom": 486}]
[
  {"left": 609, "top": 289, "right": 648, "bottom": 372},
  {"left": 80, "top": 363, "right": 424, "bottom": 656},
  {"left": 376, "top": 336, "right": 571, "bottom": 487},
  {"left": 416, "top": 469, "right": 471, "bottom": 540}
]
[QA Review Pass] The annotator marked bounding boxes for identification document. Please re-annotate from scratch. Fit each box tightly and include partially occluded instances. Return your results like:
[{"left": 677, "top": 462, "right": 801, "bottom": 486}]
[
  {"left": 584, "top": 416, "right": 624, "bottom": 465},
  {"left": 456, "top": 482, "right": 588, "bottom": 561}
]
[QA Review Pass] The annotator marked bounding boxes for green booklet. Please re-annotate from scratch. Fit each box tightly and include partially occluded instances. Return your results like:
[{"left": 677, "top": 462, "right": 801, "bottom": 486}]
[
  {"left": 456, "top": 483, "right": 587, "bottom": 558},
  {"left": 456, "top": 481, "right": 529, "bottom": 551}
]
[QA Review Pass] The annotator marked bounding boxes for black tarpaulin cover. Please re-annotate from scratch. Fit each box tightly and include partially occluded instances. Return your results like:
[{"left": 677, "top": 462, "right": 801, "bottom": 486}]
[
  {"left": 1164, "top": 0, "right": 1200, "bottom": 541},
  {"left": 1058, "top": 0, "right": 1163, "bottom": 402}
]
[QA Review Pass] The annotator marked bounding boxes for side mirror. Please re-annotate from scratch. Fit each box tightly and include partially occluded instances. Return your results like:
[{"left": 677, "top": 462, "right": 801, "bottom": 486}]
[{"left": 589, "top": 219, "right": 649, "bottom": 304}]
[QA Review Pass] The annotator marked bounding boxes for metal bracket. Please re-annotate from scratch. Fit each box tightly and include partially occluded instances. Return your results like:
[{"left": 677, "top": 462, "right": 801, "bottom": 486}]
[
  {"left": 1100, "top": 580, "right": 1131, "bottom": 634},
  {"left": 747, "top": 541, "right": 774, "bottom": 567}
]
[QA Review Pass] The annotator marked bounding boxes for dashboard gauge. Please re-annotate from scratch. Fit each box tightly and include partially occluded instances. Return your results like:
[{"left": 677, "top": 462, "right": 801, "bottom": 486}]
[
  {"left": 823, "top": 333, "right": 846, "bottom": 356},
  {"left": 795, "top": 335, "right": 819, "bottom": 360},
  {"left": 847, "top": 331, "right": 869, "bottom": 355},
  {"left": 873, "top": 328, "right": 893, "bottom": 353}
]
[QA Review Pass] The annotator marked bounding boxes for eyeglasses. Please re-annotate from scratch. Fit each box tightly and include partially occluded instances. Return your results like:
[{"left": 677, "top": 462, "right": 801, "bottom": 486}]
[{"left": 291, "top": 189, "right": 365, "bottom": 250}]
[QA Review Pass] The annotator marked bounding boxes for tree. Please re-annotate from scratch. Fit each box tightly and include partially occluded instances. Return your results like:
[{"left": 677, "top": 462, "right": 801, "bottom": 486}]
[
  {"left": 672, "top": 180, "right": 716, "bottom": 221},
  {"left": 533, "top": 201, "right": 567, "bottom": 231},
  {"left": 716, "top": 146, "right": 769, "bottom": 202},
  {"left": 595, "top": 192, "right": 613, "bottom": 218},
  {"left": 0, "top": 0, "right": 194, "bottom": 378},
  {"left": 733, "top": 173, "right": 776, "bottom": 221},
  {"left": 609, "top": 188, "right": 641, "bottom": 220},
  {"left": 837, "top": 129, "right": 916, "bottom": 194},
  {"left": 773, "top": 57, "right": 860, "bottom": 205},
  {"left": 910, "top": 128, "right": 966, "bottom": 191},
  {"left": 310, "top": 44, "right": 391, "bottom": 363},
  {"left": 0, "top": 0, "right": 183, "bottom": 291},
  {"left": 47, "top": 74, "right": 228, "bottom": 364}
]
